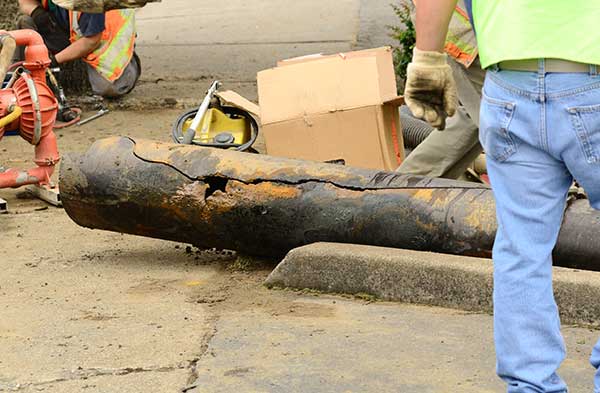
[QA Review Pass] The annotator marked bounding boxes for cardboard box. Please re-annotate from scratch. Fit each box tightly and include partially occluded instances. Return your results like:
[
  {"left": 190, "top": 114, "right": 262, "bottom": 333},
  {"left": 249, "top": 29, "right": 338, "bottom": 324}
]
[
  {"left": 258, "top": 47, "right": 404, "bottom": 171},
  {"left": 215, "top": 90, "right": 260, "bottom": 118}
]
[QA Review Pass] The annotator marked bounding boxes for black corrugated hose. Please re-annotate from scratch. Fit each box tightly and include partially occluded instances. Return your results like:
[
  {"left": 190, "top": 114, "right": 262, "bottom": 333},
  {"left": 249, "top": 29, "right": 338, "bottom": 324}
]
[{"left": 400, "top": 105, "right": 435, "bottom": 149}]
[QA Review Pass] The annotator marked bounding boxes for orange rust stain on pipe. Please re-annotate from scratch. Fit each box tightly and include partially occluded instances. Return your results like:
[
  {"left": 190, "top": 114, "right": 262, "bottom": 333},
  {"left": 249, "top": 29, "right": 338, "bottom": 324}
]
[
  {"left": 166, "top": 182, "right": 212, "bottom": 222},
  {"left": 464, "top": 206, "right": 496, "bottom": 232},
  {"left": 412, "top": 189, "right": 435, "bottom": 204},
  {"left": 415, "top": 217, "right": 437, "bottom": 232},
  {"left": 175, "top": 182, "right": 207, "bottom": 202},
  {"left": 94, "top": 137, "right": 123, "bottom": 151},
  {"left": 226, "top": 181, "right": 302, "bottom": 200}
]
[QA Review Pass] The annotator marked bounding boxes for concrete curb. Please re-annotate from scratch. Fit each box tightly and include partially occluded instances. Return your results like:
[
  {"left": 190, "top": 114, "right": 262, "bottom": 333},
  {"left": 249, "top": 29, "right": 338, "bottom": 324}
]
[{"left": 265, "top": 242, "right": 600, "bottom": 326}]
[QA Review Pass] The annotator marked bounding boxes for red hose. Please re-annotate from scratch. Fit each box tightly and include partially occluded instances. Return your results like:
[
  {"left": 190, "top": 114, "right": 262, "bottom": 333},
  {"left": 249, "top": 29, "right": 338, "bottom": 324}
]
[
  {"left": 54, "top": 107, "right": 82, "bottom": 129},
  {"left": 8, "top": 61, "right": 24, "bottom": 72}
]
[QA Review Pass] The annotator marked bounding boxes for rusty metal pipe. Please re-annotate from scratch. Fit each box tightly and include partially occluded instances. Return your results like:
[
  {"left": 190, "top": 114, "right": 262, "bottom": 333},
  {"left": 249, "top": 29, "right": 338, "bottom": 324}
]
[{"left": 60, "top": 137, "right": 600, "bottom": 270}]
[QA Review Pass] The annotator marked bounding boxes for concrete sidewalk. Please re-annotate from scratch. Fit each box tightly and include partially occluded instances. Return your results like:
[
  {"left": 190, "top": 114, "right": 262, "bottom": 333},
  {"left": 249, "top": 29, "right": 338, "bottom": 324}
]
[
  {"left": 185, "top": 244, "right": 600, "bottom": 393},
  {"left": 125, "top": 0, "right": 399, "bottom": 105},
  {"left": 136, "top": 0, "right": 396, "bottom": 82},
  {"left": 187, "top": 293, "right": 598, "bottom": 393}
]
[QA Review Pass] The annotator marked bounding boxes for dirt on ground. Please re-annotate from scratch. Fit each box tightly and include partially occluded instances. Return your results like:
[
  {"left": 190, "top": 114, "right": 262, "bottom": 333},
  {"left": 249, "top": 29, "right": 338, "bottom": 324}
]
[{"left": 0, "top": 0, "right": 19, "bottom": 31}]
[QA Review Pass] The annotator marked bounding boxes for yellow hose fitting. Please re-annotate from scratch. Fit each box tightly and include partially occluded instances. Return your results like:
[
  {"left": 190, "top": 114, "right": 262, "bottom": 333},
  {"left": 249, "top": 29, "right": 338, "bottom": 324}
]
[{"left": 0, "top": 105, "right": 22, "bottom": 129}]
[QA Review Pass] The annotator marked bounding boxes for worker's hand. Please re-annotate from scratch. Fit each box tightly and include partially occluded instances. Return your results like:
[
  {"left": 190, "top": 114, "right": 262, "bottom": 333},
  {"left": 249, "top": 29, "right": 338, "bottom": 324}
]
[{"left": 404, "top": 48, "right": 457, "bottom": 130}]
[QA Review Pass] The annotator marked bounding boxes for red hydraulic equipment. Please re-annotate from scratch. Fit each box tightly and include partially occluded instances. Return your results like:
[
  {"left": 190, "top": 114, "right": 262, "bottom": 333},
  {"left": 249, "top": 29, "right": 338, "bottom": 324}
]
[{"left": 0, "top": 30, "right": 59, "bottom": 199}]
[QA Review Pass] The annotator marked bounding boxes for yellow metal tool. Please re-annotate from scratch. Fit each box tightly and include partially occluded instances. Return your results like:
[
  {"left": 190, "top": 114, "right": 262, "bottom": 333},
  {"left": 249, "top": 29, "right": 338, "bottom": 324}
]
[
  {"left": 172, "top": 81, "right": 259, "bottom": 151},
  {"left": 181, "top": 107, "right": 251, "bottom": 146}
]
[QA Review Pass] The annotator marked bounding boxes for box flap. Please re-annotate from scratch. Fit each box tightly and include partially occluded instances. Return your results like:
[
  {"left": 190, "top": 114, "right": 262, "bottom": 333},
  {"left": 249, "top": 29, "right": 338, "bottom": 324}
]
[
  {"left": 384, "top": 96, "right": 405, "bottom": 107},
  {"left": 277, "top": 53, "right": 326, "bottom": 67},
  {"left": 259, "top": 48, "right": 398, "bottom": 125},
  {"left": 215, "top": 90, "right": 260, "bottom": 118},
  {"left": 277, "top": 46, "right": 393, "bottom": 67}
]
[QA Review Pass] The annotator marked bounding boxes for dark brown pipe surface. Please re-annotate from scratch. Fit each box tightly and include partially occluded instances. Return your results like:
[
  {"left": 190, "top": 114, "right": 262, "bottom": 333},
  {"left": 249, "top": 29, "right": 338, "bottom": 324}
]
[{"left": 60, "top": 137, "right": 600, "bottom": 270}]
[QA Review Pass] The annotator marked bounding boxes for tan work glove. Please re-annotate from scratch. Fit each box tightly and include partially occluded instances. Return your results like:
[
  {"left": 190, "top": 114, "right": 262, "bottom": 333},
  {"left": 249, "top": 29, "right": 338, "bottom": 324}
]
[
  {"left": 52, "top": 0, "right": 160, "bottom": 12},
  {"left": 404, "top": 48, "right": 458, "bottom": 130}
]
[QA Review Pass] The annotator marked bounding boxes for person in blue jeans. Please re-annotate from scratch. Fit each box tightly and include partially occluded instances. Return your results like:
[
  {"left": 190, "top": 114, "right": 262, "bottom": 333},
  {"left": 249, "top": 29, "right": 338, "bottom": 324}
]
[{"left": 404, "top": 0, "right": 600, "bottom": 392}]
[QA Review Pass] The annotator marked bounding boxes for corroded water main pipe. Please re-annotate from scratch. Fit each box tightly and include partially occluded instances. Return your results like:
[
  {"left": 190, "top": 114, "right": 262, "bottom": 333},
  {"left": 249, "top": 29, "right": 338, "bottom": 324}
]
[{"left": 60, "top": 137, "right": 600, "bottom": 270}]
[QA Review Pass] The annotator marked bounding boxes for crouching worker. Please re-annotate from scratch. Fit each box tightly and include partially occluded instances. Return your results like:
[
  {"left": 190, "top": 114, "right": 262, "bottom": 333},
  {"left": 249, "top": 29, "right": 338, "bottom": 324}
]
[{"left": 17, "top": 0, "right": 140, "bottom": 98}]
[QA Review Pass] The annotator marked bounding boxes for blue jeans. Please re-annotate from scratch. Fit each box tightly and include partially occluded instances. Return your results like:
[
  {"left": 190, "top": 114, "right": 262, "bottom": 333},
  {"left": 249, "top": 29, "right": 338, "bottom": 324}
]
[{"left": 480, "top": 61, "right": 600, "bottom": 393}]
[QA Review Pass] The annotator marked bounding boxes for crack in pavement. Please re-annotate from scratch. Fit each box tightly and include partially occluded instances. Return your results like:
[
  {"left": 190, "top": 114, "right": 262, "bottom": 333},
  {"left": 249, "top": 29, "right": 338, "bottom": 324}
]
[
  {"left": 2, "top": 312, "right": 225, "bottom": 392},
  {"left": 180, "top": 271, "right": 250, "bottom": 392},
  {"left": 1, "top": 364, "right": 190, "bottom": 392},
  {"left": 183, "top": 313, "right": 220, "bottom": 390},
  {"left": 2, "top": 301, "right": 225, "bottom": 393}
]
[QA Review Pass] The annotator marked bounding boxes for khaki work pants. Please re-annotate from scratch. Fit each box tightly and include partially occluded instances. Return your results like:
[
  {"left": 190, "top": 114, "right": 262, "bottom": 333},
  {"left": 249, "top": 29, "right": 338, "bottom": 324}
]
[
  {"left": 85, "top": 53, "right": 140, "bottom": 98},
  {"left": 397, "top": 57, "right": 486, "bottom": 179}
]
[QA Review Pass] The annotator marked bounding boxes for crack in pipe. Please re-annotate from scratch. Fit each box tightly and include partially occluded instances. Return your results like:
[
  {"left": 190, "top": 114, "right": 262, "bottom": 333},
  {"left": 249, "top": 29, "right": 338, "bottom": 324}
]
[{"left": 127, "top": 137, "right": 491, "bottom": 193}]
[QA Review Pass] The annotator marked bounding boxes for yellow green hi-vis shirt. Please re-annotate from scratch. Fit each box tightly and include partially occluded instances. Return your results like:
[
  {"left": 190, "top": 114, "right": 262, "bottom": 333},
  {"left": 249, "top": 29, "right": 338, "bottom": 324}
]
[{"left": 472, "top": 0, "right": 600, "bottom": 69}]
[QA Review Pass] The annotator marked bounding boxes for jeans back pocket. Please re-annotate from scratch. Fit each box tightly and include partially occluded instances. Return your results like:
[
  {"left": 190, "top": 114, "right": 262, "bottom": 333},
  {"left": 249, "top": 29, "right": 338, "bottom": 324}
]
[
  {"left": 479, "top": 92, "right": 518, "bottom": 162},
  {"left": 567, "top": 104, "right": 600, "bottom": 164}
]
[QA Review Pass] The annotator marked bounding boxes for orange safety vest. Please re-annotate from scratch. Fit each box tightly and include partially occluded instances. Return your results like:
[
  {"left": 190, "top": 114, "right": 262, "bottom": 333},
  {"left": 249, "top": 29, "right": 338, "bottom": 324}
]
[
  {"left": 69, "top": 9, "right": 136, "bottom": 82},
  {"left": 411, "top": 0, "right": 478, "bottom": 68},
  {"left": 444, "top": 5, "right": 478, "bottom": 68}
]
